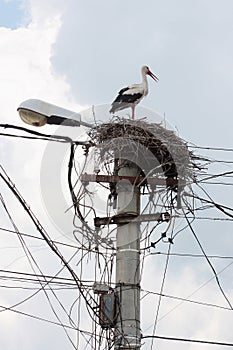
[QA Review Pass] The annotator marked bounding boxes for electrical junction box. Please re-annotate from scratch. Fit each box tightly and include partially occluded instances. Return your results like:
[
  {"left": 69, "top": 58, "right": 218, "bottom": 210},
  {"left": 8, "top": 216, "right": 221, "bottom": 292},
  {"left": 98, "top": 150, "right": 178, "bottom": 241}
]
[
  {"left": 99, "top": 293, "right": 116, "bottom": 329},
  {"left": 92, "top": 282, "right": 110, "bottom": 294}
]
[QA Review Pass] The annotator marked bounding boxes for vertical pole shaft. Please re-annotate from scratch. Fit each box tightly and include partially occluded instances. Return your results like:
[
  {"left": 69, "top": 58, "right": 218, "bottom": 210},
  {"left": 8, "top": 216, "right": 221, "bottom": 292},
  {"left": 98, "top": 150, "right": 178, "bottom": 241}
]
[{"left": 115, "top": 162, "right": 141, "bottom": 349}]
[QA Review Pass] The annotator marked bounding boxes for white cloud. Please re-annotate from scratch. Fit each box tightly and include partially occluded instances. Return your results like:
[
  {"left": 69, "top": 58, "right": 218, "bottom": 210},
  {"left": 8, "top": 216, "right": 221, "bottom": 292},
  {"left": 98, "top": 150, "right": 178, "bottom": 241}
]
[
  {"left": 0, "top": 1, "right": 85, "bottom": 226},
  {"left": 0, "top": 9, "right": 83, "bottom": 126},
  {"left": 0, "top": 6, "right": 88, "bottom": 348},
  {"left": 26, "top": 0, "right": 66, "bottom": 23}
]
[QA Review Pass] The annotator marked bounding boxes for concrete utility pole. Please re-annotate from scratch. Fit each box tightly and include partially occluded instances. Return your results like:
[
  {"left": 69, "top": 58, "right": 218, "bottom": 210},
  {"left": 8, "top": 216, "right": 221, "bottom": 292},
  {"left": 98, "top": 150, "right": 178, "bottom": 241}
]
[{"left": 115, "top": 162, "right": 141, "bottom": 349}]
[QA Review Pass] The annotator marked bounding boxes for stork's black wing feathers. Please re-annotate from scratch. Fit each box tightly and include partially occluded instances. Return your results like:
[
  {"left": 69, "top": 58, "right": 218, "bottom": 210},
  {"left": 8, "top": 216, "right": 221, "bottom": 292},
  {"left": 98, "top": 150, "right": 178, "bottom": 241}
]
[
  {"left": 111, "top": 86, "right": 129, "bottom": 104},
  {"left": 110, "top": 86, "right": 143, "bottom": 114},
  {"left": 118, "top": 86, "right": 130, "bottom": 95}
]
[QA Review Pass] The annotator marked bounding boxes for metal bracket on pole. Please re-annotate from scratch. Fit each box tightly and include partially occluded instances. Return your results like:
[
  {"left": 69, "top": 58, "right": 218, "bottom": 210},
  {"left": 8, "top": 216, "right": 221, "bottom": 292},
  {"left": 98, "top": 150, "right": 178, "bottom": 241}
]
[
  {"left": 81, "top": 173, "right": 183, "bottom": 187},
  {"left": 94, "top": 212, "right": 170, "bottom": 227}
]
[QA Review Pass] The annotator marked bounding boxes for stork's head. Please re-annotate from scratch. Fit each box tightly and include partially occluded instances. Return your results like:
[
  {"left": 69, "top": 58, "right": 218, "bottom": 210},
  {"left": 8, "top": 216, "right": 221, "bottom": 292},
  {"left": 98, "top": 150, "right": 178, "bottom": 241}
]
[{"left": 142, "top": 65, "right": 159, "bottom": 82}]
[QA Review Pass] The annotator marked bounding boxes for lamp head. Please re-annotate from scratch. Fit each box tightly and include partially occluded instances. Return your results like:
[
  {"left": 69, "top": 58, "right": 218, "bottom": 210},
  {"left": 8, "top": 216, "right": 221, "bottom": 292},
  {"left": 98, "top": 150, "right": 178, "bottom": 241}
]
[{"left": 17, "top": 99, "right": 84, "bottom": 127}]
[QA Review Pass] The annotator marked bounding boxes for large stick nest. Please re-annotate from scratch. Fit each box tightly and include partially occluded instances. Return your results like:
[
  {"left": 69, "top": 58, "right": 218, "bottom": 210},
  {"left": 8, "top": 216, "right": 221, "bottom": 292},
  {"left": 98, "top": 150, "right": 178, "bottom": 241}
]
[{"left": 88, "top": 117, "right": 200, "bottom": 184}]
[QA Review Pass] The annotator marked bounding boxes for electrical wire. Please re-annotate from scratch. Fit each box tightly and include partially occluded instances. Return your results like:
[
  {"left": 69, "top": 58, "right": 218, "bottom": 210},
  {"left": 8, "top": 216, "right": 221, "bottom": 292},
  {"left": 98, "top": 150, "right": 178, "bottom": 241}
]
[
  {"left": 1, "top": 122, "right": 233, "bottom": 349},
  {"left": 142, "top": 334, "right": 233, "bottom": 347}
]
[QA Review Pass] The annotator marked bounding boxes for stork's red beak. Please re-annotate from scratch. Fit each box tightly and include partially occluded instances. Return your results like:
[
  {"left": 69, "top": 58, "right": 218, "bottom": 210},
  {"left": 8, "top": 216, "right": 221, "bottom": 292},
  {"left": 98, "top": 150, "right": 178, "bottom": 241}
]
[{"left": 148, "top": 70, "right": 159, "bottom": 82}]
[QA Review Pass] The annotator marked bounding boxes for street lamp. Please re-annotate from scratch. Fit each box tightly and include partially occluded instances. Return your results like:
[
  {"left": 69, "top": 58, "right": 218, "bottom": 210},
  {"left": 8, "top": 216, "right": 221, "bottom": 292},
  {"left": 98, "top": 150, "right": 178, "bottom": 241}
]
[{"left": 17, "top": 99, "right": 93, "bottom": 128}]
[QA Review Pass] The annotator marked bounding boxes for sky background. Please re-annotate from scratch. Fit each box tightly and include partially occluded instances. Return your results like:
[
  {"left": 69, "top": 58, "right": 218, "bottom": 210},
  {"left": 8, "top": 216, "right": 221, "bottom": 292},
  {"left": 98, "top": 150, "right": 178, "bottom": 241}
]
[{"left": 0, "top": 0, "right": 233, "bottom": 349}]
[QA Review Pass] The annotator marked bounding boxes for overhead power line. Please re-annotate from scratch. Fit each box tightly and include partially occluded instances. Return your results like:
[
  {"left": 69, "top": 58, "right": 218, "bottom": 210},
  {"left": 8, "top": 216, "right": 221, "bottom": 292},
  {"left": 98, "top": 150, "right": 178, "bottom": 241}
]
[{"left": 142, "top": 334, "right": 233, "bottom": 347}]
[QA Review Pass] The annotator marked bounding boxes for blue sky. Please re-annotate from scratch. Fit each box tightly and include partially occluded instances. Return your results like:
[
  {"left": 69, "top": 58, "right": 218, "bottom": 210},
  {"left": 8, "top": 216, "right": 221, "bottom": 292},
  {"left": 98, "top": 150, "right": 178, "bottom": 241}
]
[{"left": 0, "top": 0, "right": 26, "bottom": 28}]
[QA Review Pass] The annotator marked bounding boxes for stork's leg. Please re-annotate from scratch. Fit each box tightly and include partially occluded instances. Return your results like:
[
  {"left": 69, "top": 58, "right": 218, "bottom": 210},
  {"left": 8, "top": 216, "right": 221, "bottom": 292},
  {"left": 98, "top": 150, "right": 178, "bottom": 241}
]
[{"left": 132, "top": 105, "right": 135, "bottom": 120}]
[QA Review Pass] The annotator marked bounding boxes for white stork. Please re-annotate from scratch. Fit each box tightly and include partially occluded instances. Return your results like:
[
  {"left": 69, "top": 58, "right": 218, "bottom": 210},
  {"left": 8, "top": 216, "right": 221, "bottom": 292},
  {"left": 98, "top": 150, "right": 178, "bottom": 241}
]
[{"left": 109, "top": 65, "right": 158, "bottom": 120}]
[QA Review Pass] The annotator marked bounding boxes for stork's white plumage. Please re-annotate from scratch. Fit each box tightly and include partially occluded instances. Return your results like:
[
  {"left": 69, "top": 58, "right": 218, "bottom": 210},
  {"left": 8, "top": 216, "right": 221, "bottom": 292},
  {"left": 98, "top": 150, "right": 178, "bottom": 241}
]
[{"left": 109, "top": 65, "right": 158, "bottom": 120}]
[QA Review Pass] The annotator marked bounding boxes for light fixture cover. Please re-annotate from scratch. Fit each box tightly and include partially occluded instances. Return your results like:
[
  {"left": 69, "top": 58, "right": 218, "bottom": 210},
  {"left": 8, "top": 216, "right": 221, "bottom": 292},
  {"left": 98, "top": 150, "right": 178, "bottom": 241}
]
[{"left": 17, "top": 99, "right": 82, "bottom": 127}]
